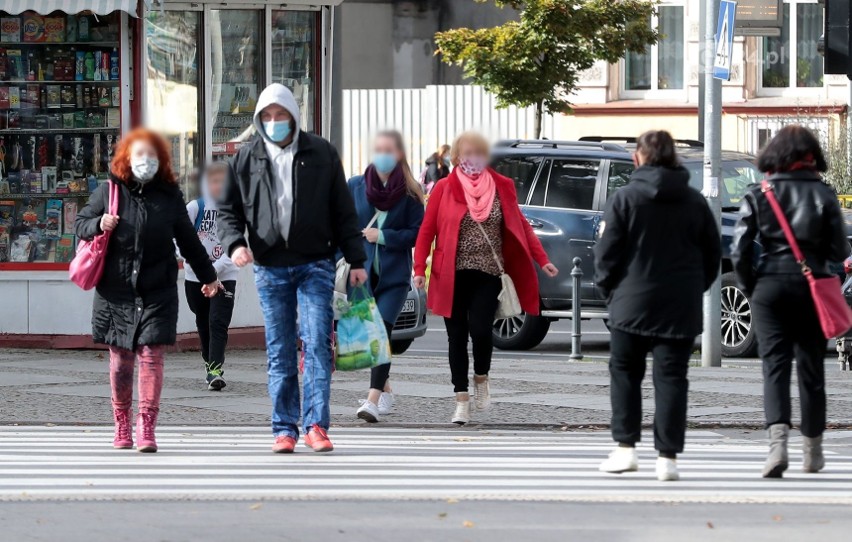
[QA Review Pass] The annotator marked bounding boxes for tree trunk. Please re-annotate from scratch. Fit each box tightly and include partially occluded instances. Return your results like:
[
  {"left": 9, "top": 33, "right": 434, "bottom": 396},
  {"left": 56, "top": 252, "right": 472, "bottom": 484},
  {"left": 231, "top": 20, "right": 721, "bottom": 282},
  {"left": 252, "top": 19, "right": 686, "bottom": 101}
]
[{"left": 534, "top": 101, "right": 543, "bottom": 139}]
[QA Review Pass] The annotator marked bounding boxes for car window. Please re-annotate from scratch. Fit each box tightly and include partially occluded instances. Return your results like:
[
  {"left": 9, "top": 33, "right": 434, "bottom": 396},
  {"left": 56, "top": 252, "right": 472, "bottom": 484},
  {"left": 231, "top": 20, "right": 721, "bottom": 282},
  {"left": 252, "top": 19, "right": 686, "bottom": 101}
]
[
  {"left": 684, "top": 159, "right": 761, "bottom": 209},
  {"left": 607, "top": 161, "right": 634, "bottom": 199},
  {"left": 531, "top": 159, "right": 599, "bottom": 210},
  {"left": 491, "top": 156, "right": 543, "bottom": 204}
]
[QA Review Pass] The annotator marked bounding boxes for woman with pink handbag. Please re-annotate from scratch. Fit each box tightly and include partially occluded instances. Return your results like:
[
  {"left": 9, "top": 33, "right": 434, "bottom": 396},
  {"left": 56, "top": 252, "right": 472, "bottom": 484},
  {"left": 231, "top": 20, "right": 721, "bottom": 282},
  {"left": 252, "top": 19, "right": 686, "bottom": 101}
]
[
  {"left": 74, "top": 128, "right": 220, "bottom": 454},
  {"left": 732, "top": 125, "right": 851, "bottom": 478}
]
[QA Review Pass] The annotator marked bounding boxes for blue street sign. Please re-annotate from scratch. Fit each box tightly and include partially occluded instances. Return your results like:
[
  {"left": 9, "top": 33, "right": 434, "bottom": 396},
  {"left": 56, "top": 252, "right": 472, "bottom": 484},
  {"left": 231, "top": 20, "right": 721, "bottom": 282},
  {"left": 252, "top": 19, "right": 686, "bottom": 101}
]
[{"left": 713, "top": 0, "right": 738, "bottom": 80}]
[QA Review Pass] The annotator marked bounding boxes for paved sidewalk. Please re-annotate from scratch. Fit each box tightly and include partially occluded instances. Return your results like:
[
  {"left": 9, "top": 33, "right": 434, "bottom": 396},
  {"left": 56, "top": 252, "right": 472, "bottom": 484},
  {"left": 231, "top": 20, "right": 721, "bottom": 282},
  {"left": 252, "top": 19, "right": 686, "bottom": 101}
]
[{"left": 1, "top": 347, "right": 852, "bottom": 428}]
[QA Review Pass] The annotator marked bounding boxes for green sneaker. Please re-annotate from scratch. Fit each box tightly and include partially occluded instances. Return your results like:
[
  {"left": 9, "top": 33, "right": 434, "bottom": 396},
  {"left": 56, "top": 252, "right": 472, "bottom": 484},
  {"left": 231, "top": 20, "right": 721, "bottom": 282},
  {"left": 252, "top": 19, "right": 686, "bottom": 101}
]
[{"left": 206, "top": 367, "right": 226, "bottom": 391}]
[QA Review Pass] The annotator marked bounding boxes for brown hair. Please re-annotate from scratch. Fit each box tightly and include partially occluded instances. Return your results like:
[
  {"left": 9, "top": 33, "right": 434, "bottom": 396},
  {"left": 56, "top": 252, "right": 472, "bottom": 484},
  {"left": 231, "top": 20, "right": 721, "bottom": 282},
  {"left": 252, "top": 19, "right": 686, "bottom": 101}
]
[
  {"left": 756, "top": 125, "right": 828, "bottom": 173},
  {"left": 635, "top": 130, "right": 680, "bottom": 168},
  {"left": 111, "top": 128, "right": 176, "bottom": 184},
  {"left": 376, "top": 130, "right": 424, "bottom": 203}
]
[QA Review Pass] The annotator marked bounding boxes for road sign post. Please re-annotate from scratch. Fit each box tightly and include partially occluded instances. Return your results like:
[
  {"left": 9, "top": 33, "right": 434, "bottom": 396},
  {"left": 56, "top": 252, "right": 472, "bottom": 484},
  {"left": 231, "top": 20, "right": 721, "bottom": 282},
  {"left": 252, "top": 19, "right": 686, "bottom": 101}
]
[{"left": 702, "top": 0, "right": 727, "bottom": 368}]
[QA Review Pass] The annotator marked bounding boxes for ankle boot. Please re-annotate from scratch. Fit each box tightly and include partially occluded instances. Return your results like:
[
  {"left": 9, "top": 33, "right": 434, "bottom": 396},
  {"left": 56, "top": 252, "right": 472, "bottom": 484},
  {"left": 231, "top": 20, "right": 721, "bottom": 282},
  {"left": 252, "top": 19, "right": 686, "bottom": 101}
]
[
  {"left": 802, "top": 435, "right": 825, "bottom": 473},
  {"left": 136, "top": 411, "right": 158, "bottom": 453},
  {"left": 762, "top": 423, "right": 789, "bottom": 478},
  {"left": 112, "top": 408, "right": 133, "bottom": 449}
]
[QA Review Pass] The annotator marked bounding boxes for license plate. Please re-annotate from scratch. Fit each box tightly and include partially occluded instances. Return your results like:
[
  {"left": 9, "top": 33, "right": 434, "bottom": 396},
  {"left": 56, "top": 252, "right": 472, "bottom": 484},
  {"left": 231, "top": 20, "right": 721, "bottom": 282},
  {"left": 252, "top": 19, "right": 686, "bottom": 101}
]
[{"left": 402, "top": 299, "right": 415, "bottom": 313}]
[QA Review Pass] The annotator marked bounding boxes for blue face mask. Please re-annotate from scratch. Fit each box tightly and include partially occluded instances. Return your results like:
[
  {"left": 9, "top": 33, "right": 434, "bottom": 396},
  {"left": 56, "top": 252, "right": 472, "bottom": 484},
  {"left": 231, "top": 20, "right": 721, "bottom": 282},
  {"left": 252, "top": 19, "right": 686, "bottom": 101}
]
[
  {"left": 263, "top": 120, "right": 292, "bottom": 143},
  {"left": 372, "top": 153, "right": 398, "bottom": 175}
]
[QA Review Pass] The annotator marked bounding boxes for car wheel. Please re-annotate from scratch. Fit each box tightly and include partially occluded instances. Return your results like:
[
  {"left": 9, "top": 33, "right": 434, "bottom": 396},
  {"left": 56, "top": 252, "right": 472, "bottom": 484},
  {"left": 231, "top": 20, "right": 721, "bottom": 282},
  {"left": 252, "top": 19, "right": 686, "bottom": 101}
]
[
  {"left": 721, "top": 272, "right": 758, "bottom": 358},
  {"left": 492, "top": 313, "right": 551, "bottom": 350},
  {"left": 390, "top": 339, "right": 413, "bottom": 355}
]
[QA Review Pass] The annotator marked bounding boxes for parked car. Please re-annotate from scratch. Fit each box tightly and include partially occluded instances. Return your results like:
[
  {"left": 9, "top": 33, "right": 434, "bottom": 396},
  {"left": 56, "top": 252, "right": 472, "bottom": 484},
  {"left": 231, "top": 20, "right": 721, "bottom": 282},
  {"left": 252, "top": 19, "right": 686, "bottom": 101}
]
[
  {"left": 390, "top": 279, "right": 428, "bottom": 354},
  {"left": 490, "top": 137, "right": 765, "bottom": 357}
]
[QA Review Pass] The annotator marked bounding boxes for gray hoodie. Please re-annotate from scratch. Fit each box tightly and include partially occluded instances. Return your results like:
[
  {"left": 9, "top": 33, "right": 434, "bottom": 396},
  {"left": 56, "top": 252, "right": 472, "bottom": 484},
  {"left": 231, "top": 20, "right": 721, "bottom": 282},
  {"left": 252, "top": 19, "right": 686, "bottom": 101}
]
[{"left": 253, "top": 84, "right": 301, "bottom": 241}]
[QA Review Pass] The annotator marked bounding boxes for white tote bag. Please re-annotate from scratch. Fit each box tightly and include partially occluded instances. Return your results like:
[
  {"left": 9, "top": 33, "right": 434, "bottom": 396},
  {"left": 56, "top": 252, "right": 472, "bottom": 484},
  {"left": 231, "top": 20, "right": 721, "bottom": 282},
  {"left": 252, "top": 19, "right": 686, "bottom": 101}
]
[
  {"left": 474, "top": 221, "right": 523, "bottom": 319},
  {"left": 334, "top": 211, "right": 381, "bottom": 295}
]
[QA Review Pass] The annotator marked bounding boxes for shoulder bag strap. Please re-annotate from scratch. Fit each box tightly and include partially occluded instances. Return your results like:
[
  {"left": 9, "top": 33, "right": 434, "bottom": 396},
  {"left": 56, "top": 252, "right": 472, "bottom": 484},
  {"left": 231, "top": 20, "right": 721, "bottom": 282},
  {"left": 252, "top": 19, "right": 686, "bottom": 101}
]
[
  {"left": 366, "top": 210, "right": 380, "bottom": 230},
  {"left": 761, "top": 179, "right": 809, "bottom": 274},
  {"left": 108, "top": 180, "right": 119, "bottom": 216},
  {"left": 474, "top": 219, "right": 505, "bottom": 274}
]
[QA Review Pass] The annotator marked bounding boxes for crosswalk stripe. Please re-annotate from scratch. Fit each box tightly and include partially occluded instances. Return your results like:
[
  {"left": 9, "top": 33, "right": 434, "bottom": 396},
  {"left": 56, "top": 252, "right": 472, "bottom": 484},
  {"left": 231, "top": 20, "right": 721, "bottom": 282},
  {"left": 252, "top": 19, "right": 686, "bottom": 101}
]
[{"left": 1, "top": 427, "right": 851, "bottom": 504}]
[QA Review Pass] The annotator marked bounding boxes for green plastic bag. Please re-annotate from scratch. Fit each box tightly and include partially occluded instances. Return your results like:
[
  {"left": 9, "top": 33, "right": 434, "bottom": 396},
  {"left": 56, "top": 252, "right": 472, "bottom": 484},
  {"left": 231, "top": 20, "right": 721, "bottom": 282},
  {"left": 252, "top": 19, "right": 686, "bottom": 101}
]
[{"left": 335, "top": 286, "right": 391, "bottom": 371}]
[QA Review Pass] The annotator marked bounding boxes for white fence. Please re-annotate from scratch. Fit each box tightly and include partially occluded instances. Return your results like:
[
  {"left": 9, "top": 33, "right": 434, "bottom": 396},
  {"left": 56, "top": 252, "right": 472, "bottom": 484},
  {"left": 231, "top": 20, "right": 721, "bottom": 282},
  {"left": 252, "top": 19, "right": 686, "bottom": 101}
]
[{"left": 341, "top": 85, "right": 557, "bottom": 178}]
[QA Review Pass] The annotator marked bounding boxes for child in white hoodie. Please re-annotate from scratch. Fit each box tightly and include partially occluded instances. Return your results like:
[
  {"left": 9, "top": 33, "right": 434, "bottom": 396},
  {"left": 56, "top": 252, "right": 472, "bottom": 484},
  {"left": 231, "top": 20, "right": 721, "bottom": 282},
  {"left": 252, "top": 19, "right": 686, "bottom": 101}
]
[{"left": 184, "top": 162, "right": 239, "bottom": 390}]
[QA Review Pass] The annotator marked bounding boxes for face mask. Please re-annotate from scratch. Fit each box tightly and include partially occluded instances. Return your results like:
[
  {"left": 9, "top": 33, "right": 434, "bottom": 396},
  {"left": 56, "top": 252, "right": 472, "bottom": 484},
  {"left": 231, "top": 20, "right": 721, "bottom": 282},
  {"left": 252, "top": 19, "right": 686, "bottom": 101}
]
[
  {"left": 372, "top": 153, "right": 398, "bottom": 175},
  {"left": 459, "top": 157, "right": 488, "bottom": 178},
  {"left": 263, "top": 120, "right": 291, "bottom": 143},
  {"left": 131, "top": 156, "right": 159, "bottom": 183}
]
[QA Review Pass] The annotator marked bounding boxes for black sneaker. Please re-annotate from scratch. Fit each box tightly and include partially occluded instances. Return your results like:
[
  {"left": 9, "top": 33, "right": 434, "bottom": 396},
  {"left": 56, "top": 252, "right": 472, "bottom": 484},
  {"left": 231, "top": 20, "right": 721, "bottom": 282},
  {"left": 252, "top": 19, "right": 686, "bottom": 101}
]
[{"left": 206, "top": 372, "right": 226, "bottom": 391}]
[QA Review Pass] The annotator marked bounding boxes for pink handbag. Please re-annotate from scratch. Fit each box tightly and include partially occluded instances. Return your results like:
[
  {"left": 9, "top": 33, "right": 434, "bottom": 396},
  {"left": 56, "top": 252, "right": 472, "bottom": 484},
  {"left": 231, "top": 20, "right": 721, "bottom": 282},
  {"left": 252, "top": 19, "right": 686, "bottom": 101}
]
[
  {"left": 762, "top": 180, "right": 852, "bottom": 338},
  {"left": 69, "top": 180, "right": 118, "bottom": 291}
]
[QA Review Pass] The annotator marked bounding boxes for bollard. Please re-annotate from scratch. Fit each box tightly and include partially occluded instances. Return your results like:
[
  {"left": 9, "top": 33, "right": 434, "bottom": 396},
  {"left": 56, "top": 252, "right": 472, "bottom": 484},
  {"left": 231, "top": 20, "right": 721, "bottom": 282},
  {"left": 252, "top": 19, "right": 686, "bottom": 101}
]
[{"left": 570, "top": 257, "right": 583, "bottom": 360}]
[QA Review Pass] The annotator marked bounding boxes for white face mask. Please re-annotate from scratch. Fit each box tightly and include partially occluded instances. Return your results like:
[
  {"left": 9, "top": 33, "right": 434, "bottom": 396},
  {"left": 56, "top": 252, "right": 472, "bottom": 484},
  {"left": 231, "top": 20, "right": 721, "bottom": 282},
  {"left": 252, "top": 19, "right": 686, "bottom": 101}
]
[{"left": 131, "top": 156, "right": 159, "bottom": 183}]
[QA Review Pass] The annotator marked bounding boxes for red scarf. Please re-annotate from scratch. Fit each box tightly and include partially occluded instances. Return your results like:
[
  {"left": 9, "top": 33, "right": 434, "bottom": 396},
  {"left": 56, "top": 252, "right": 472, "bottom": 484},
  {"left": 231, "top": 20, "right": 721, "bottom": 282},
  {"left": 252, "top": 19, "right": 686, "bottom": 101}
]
[{"left": 456, "top": 168, "right": 496, "bottom": 223}]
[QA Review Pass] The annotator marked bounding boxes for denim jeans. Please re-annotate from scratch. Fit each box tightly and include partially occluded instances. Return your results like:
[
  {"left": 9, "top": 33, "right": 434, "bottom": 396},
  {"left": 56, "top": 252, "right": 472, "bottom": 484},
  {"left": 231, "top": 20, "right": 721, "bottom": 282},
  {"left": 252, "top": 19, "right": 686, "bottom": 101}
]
[{"left": 255, "top": 259, "right": 335, "bottom": 438}]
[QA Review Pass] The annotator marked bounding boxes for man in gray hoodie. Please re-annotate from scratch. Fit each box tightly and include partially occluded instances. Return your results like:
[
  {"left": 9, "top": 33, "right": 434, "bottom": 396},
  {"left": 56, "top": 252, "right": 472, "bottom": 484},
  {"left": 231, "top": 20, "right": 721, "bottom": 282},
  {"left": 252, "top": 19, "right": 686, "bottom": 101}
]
[{"left": 218, "top": 83, "right": 367, "bottom": 453}]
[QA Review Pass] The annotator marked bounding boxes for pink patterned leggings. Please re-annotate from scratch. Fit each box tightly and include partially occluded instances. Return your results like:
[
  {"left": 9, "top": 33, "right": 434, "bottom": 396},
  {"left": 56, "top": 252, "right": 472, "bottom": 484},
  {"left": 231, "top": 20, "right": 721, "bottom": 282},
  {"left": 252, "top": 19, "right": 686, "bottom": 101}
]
[{"left": 108, "top": 345, "right": 165, "bottom": 415}]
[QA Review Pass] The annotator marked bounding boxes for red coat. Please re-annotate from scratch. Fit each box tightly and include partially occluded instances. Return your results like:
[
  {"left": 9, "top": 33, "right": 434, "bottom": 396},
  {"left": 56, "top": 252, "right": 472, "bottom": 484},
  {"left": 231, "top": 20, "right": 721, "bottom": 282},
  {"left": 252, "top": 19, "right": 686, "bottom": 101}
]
[{"left": 414, "top": 169, "right": 551, "bottom": 318}]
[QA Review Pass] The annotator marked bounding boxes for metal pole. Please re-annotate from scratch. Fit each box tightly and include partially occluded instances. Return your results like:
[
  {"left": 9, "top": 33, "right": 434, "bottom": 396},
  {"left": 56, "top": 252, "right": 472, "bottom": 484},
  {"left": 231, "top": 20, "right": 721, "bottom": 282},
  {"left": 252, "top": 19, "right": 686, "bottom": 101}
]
[
  {"left": 702, "top": 0, "right": 723, "bottom": 368},
  {"left": 698, "top": 0, "right": 706, "bottom": 140},
  {"left": 570, "top": 257, "right": 583, "bottom": 361}
]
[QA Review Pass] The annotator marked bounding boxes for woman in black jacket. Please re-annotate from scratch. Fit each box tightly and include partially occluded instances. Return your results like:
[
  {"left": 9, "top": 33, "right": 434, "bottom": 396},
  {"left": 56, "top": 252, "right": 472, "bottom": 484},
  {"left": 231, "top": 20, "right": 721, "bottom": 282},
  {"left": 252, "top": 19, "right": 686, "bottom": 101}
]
[
  {"left": 732, "top": 125, "right": 850, "bottom": 478},
  {"left": 594, "top": 130, "right": 721, "bottom": 482},
  {"left": 75, "top": 128, "right": 219, "bottom": 454}
]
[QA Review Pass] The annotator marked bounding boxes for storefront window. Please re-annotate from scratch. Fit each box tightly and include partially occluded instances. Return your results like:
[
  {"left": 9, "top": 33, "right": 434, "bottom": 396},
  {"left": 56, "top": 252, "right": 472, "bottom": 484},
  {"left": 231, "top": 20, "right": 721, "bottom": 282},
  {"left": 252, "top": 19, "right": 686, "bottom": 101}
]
[
  {"left": 272, "top": 11, "right": 317, "bottom": 133},
  {"left": 209, "top": 10, "right": 262, "bottom": 161},
  {"left": 0, "top": 10, "right": 122, "bottom": 266},
  {"left": 146, "top": 10, "right": 200, "bottom": 199}
]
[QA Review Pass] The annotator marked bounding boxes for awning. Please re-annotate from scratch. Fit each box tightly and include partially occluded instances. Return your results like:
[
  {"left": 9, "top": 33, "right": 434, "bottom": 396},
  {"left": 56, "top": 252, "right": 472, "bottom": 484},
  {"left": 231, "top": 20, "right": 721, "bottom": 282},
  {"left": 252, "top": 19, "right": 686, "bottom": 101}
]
[{"left": 0, "top": 1, "right": 145, "bottom": 17}]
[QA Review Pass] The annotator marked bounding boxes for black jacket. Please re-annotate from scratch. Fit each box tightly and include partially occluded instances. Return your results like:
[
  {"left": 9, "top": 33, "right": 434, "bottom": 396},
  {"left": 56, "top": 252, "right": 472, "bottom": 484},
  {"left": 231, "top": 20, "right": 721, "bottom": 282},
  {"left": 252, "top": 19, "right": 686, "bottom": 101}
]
[
  {"left": 75, "top": 176, "right": 217, "bottom": 351},
  {"left": 425, "top": 154, "right": 449, "bottom": 183},
  {"left": 217, "top": 133, "right": 366, "bottom": 268},
  {"left": 731, "top": 171, "right": 850, "bottom": 295},
  {"left": 594, "top": 165, "right": 721, "bottom": 339}
]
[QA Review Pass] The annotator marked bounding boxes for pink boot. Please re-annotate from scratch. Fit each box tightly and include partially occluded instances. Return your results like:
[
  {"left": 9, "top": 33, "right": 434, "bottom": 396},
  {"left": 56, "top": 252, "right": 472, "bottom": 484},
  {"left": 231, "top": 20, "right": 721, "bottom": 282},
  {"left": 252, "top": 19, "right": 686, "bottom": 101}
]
[
  {"left": 136, "top": 411, "right": 158, "bottom": 453},
  {"left": 113, "top": 408, "right": 133, "bottom": 449}
]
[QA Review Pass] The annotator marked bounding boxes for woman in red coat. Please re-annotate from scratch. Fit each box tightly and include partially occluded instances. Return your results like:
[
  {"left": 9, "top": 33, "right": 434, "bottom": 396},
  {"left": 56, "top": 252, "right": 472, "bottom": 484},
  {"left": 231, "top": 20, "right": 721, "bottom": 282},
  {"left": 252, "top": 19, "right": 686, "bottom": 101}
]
[{"left": 414, "top": 132, "right": 558, "bottom": 424}]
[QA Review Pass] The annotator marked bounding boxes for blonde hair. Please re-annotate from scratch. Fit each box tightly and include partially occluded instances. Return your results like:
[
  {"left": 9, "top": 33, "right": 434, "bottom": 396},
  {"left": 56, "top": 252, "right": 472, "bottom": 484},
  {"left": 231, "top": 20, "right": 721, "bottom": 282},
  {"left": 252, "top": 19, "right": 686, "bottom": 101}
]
[
  {"left": 376, "top": 130, "right": 424, "bottom": 204},
  {"left": 450, "top": 131, "right": 490, "bottom": 166}
]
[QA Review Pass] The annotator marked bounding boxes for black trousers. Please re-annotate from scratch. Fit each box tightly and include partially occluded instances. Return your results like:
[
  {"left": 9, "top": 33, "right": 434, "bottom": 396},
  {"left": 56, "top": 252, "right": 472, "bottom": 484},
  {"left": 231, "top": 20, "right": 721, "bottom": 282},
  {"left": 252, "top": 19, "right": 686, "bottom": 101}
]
[
  {"left": 185, "top": 280, "right": 237, "bottom": 375},
  {"left": 444, "top": 270, "right": 501, "bottom": 393},
  {"left": 751, "top": 274, "right": 827, "bottom": 438},
  {"left": 609, "top": 328, "right": 694, "bottom": 455}
]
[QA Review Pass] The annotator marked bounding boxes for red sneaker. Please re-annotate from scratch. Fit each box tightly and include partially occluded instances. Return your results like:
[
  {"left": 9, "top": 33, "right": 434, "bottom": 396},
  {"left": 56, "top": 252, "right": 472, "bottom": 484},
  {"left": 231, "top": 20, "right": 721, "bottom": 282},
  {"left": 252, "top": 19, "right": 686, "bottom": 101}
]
[
  {"left": 272, "top": 435, "right": 297, "bottom": 454},
  {"left": 304, "top": 425, "right": 334, "bottom": 452}
]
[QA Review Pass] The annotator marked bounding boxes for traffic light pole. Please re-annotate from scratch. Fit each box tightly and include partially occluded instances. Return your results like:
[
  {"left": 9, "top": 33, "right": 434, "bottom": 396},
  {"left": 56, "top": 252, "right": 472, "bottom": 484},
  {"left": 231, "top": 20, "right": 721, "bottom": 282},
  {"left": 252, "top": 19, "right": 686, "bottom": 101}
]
[{"left": 702, "top": 0, "right": 723, "bottom": 368}]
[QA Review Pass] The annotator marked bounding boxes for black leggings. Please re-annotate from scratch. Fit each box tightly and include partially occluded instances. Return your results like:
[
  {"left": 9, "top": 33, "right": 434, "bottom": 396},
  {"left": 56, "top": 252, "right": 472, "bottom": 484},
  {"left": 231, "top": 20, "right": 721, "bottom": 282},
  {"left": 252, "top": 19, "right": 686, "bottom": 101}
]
[
  {"left": 185, "top": 280, "right": 237, "bottom": 374},
  {"left": 444, "top": 270, "right": 501, "bottom": 393}
]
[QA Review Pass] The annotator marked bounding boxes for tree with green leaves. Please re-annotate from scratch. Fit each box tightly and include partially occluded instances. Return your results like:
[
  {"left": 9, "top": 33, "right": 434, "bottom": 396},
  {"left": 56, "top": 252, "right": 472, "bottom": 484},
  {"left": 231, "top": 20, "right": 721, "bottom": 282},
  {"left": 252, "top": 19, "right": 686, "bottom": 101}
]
[{"left": 435, "top": 0, "right": 660, "bottom": 138}]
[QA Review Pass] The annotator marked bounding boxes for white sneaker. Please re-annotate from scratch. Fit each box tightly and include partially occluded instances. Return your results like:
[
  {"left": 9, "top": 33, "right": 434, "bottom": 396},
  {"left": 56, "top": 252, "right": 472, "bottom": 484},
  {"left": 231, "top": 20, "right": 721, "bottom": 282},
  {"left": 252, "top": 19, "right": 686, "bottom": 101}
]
[
  {"left": 599, "top": 446, "right": 639, "bottom": 473},
  {"left": 473, "top": 376, "right": 491, "bottom": 412},
  {"left": 451, "top": 400, "right": 471, "bottom": 425},
  {"left": 378, "top": 392, "right": 395, "bottom": 415},
  {"left": 656, "top": 457, "right": 679, "bottom": 481},
  {"left": 356, "top": 400, "right": 380, "bottom": 423}
]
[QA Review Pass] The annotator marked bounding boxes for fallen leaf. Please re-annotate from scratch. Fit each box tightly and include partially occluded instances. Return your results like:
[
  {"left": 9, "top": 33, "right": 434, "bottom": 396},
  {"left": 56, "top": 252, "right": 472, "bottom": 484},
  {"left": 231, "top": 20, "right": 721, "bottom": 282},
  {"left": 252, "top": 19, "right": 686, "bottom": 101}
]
[
  {"left": 773, "top": 515, "right": 783, "bottom": 522},
  {"left": 455, "top": 438, "right": 471, "bottom": 442},
  {"left": 463, "top": 521, "right": 475, "bottom": 528},
  {"left": 438, "top": 513, "right": 447, "bottom": 519},
  {"left": 707, "top": 522, "right": 714, "bottom": 529},
  {"left": 446, "top": 498, "right": 459, "bottom": 504},
  {"left": 250, "top": 503, "right": 263, "bottom": 511}
]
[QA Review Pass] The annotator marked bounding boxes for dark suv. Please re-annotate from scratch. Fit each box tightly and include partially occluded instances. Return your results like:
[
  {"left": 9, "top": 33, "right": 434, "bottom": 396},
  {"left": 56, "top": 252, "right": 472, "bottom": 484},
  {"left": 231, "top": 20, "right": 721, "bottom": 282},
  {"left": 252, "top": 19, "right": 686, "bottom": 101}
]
[{"left": 491, "top": 138, "right": 762, "bottom": 357}]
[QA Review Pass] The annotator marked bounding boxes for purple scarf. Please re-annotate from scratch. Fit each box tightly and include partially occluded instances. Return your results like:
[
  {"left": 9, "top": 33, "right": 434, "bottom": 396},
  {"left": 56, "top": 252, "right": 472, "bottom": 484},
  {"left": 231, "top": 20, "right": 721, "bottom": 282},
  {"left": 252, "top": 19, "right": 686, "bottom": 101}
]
[{"left": 365, "top": 164, "right": 407, "bottom": 211}]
